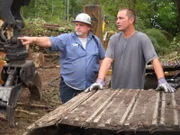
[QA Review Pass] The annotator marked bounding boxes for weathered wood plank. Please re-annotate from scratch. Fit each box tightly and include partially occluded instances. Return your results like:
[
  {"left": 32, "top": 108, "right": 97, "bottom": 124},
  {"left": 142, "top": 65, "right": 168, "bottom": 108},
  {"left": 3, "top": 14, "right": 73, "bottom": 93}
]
[
  {"left": 172, "top": 93, "right": 179, "bottom": 126},
  {"left": 152, "top": 91, "right": 160, "bottom": 126},
  {"left": 124, "top": 90, "right": 158, "bottom": 130},
  {"left": 175, "top": 89, "right": 180, "bottom": 128},
  {"left": 160, "top": 90, "right": 180, "bottom": 129},
  {"left": 85, "top": 90, "right": 118, "bottom": 123},
  {"left": 93, "top": 90, "right": 124, "bottom": 127},
  {"left": 94, "top": 89, "right": 140, "bottom": 130},
  {"left": 26, "top": 91, "right": 96, "bottom": 130},
  {"left": 60, "top": 89, "right": 117, "bottom": 127}
]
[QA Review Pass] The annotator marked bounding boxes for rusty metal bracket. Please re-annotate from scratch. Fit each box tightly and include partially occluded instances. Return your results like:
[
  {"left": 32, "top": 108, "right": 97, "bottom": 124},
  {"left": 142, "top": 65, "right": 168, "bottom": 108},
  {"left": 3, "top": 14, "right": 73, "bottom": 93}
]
[{"left": 167, "top": 73, "right": 180, "bottom": 89}]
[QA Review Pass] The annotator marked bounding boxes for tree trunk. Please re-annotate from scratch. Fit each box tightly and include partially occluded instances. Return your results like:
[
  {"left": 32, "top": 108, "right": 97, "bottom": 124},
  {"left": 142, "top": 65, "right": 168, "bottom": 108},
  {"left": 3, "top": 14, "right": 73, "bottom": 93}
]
[
  {"left": 176, "top": 0, "right": 180, "bottom": 20},
  {"left": 83, "top": 5, "right": 102, "bottom": 41}
]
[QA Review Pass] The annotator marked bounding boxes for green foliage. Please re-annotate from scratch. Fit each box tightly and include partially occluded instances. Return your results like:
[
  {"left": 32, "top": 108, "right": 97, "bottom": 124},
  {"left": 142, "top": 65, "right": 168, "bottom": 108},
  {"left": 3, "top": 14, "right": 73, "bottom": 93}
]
[
  {"left": 143, "top": 28, "right": 170, "bottom": 55},
  {"left": 23, "top": 18, "right": 48, "bottom": 36},
  {"left": 150, "top": 1, "right": 179, "bottom": 36},
  {"left": 170, "top": 33, "right": 180, "bottom": 52},
  {"left": 100, "top": 0, "right": 133, "bottom": 17},
  {"left": 135, "top": 0, "right": 154, "bottom": 28},
  {"left": 135, "top": 16, "right": 147, "bottom": 31},
  {"left": 23, "top": 18, "right": 73, "bottom": 37},
  {"left": 22, "top": 0, "right": 65, "bottom": 22},
  {"left": 20, "top": 0, "right": 180, "bottom": 55},
  {"left": 70, "top": 0, "right": 83, "bottom": 16}
]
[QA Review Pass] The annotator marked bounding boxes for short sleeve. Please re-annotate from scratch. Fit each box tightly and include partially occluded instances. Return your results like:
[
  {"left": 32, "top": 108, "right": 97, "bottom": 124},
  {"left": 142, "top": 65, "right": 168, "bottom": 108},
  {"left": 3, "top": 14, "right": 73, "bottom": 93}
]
[
  {"left": 141, "top": 36, "right": 158, "bottom": 64},
  {"left": 105, "top": 35, "right": 116, "bottom": 59},
  {"left": 50, "top": 34, "right": 68, "bottom": 52}
]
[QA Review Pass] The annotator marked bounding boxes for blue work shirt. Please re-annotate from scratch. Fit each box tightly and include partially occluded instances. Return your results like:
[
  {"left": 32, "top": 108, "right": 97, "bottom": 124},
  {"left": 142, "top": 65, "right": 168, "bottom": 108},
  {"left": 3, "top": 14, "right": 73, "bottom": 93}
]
[{"left": 50, "top": 32, "right": 105, "bottom": 90}]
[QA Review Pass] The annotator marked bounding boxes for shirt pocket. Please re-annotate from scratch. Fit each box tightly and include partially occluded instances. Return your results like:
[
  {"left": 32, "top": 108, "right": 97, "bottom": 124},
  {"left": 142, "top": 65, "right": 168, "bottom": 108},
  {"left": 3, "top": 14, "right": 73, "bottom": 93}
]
[{"left": 67, "top": 45, "right": 85, "bottom": 59}]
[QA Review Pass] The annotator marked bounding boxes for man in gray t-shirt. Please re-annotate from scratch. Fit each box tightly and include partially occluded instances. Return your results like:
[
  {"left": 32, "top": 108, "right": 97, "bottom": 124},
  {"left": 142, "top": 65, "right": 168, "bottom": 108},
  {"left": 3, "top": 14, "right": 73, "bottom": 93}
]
[
  {"left": 86, "top": 8, "right": 175, "bottom": 93},
  {"left": 106, "top": 31, "right": 157, "bottom": 89}
]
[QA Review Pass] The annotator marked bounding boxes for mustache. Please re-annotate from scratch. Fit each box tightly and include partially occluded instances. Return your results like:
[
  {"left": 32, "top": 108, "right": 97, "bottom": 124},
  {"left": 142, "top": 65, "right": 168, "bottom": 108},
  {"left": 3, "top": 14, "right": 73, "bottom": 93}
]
[{"left": 75, "top": 31, "right": 83, "bottom": 36}]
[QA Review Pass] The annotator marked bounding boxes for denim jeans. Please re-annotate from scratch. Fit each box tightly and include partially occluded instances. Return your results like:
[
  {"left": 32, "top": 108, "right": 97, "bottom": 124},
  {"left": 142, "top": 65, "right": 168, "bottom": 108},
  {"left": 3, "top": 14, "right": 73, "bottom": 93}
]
[{"left": 60, "top": 77, "right": 82, "bottom": 103}]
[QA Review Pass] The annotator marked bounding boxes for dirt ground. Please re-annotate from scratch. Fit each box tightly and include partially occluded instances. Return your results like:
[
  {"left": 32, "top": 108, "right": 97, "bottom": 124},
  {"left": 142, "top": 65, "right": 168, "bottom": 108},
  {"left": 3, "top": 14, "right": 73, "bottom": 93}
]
[{"left": 0, "top": 57, "right": 61, "bottom": 135}]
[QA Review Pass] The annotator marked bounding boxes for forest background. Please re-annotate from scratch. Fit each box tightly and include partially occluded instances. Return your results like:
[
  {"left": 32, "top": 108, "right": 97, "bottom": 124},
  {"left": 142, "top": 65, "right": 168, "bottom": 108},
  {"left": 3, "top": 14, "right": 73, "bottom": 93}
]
[{"left": 21, "top": 0, "right": 180, "bottom": 56}]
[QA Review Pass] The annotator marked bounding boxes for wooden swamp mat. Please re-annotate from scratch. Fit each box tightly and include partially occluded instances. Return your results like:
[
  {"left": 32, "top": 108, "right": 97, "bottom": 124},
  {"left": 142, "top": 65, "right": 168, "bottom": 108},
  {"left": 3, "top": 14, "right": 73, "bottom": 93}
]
[{"left": 25, "top": 88, "right": 180, "bottom": 134}]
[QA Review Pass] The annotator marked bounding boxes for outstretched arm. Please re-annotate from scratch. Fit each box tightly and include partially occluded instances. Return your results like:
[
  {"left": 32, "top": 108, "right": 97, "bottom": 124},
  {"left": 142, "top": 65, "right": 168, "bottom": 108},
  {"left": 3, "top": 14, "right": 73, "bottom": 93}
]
[{"left": 18, "top": 36, "right": 52, "bottom": 48}]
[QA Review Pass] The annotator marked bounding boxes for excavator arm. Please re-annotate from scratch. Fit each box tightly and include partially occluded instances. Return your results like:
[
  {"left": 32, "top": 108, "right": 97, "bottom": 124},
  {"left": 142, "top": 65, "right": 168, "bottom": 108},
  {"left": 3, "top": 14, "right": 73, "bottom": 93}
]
[
  {"left": 0, "top": 0, "right": 42, "bottom": 127},
  {"left": 1, "top": 0, "right": 28, "bottom": 27},
  {"left": 0, "top": 0, "right": 31, "bottom": 61}
]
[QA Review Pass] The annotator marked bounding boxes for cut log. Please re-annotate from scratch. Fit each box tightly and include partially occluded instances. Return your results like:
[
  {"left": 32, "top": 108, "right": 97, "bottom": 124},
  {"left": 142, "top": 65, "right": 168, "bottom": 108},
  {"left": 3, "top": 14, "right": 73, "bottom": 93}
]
[
  {"left": 16, "top": 109, "right": 38, "bottom": 116},
  {"left": 28, "top": 52, "right": 44, "bottom": 68},
  {"left": 17, "top": 102, "right": 49, "bottom": 109}
]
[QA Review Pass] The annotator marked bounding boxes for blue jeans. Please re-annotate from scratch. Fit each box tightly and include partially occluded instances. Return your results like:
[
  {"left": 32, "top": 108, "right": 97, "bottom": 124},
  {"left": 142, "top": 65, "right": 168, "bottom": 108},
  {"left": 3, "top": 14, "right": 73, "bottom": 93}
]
[{"left": 60, "top": 77, "right": 82, "bottom": 103}]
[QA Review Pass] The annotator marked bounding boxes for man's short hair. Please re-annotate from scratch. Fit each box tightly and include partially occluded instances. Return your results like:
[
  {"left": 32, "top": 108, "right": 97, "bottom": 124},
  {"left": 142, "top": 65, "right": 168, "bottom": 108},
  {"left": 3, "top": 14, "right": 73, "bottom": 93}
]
[{"left": 119, "top": 8, "right": 136, "bottom": 24}]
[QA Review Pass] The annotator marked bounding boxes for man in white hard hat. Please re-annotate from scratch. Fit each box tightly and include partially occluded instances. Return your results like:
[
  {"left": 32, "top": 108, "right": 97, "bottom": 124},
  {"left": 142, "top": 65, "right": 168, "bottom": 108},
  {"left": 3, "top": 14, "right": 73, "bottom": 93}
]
[{"left": 19, "top": 13, "right": 105, "bottom": 103}]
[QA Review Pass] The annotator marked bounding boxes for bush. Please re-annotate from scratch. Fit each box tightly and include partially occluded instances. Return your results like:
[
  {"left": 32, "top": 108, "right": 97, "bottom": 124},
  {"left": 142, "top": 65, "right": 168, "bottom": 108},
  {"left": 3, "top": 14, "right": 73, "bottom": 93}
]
[
  {"left": 143, "top": 28, "right": 170, "bottom": 55},
  {"left": 170, "top": 33, "right": 180, "bottom": 53}
]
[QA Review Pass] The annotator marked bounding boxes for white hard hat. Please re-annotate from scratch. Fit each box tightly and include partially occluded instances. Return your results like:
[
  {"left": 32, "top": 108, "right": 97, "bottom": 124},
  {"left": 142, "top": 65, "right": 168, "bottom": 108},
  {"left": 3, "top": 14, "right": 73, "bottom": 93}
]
[{"left": 73, "top": 13, "right": 91, "bottom": 26}]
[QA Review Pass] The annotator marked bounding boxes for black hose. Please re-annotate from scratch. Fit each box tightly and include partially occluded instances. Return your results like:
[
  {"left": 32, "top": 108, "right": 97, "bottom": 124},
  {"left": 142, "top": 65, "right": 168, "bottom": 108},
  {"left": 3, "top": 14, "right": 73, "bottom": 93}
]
[{"left": 48, "top": 76, "right": 60, "bottom": 88}]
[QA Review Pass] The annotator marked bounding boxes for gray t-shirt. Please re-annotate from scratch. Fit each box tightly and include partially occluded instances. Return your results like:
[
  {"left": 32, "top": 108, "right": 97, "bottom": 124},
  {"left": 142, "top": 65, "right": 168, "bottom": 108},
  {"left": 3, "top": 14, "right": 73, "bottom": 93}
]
[{"left": 106, "top": 31, "right": 158, "bottom": 89}]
